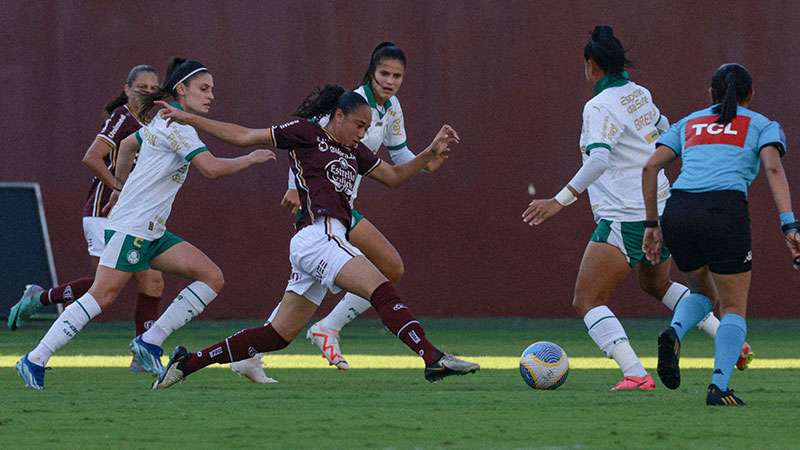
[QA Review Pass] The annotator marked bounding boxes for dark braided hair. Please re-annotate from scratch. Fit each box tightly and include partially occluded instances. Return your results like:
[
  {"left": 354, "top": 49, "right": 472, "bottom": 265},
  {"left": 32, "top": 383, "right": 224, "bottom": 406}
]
[
  {"left": 294, "top": 84, "right": 368, "bottom": 120},
  {"left": 140, "top": 57, "right": 208, "bottom": 122},
  {"left": 360, "top": 41, "right": 407, "bottom": 87},
  {"left": 583, "top": 25, "right": 631, "bottom": 75},
  {"left": 104, "top": 64, "right": 157, "bottom": 115},
  {"left": 711, "top": 63, "right": 752, "bottom": 125}
]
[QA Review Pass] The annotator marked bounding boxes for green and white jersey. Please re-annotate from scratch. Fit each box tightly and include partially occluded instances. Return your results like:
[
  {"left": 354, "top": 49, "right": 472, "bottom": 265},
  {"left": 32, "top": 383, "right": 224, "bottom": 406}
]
[
  {"left": 296, "top": 83, "right": 411, "bottom": 206},
  {"left": 108, "top": 108, "right": 208, "bottom": 240},
  {"left": 579, "top": 77, "right": 670, "bottom": 222}
]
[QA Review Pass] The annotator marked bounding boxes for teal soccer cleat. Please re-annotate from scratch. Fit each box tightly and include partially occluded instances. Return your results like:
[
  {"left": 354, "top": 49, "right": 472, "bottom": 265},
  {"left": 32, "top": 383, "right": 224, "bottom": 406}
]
[
  {"left": 7, "top": 284, "right": 44, "bottom": 330},
  {"left": 130, "top": 336, "right": 164, "bottom": 376}
]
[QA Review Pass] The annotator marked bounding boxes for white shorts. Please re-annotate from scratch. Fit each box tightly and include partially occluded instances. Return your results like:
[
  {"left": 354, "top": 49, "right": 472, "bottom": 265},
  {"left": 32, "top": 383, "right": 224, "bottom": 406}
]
[
  {"left": 83, "top": 216, "right": 108, "bottom": 257},
  {"left": 286, "top": 217, "right": 362, "bottom": 305}
]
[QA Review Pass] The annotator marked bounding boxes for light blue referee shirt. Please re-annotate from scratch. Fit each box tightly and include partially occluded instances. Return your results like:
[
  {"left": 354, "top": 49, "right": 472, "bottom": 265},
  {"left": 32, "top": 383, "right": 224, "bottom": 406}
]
[{"left": 657, "top": 105, "right": 787, "bottom": 193}]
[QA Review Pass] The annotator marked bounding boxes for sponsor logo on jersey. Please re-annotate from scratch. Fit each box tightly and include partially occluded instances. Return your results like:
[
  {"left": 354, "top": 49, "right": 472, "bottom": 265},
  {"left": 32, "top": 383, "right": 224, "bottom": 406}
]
[
  {"left": 325, "top": 157, "right": 357, "bottom": 195},
  {"left": 106, "top": 113, "right": 127, "bottom": 139},
  {"left": 684, "top": 115, "right": 751, "bottom": 148},
  {"left": 391, "top": 118, "right": 402, "bottom": 136},
  {"left": 279, "top": 120, "right": 300, "bottom": 130}
]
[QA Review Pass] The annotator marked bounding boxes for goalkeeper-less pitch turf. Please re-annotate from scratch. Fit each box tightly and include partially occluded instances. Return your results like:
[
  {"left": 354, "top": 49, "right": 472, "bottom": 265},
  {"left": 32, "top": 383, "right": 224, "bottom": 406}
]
[{"left": 1, "top": 318, "right": 798, "bottom": 449}]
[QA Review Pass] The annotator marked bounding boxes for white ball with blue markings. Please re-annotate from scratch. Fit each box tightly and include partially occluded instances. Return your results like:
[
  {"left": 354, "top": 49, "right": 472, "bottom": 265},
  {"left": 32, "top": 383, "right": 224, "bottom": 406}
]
[{"left": 519, "top": 341, "right": 569, "bottom": 390}]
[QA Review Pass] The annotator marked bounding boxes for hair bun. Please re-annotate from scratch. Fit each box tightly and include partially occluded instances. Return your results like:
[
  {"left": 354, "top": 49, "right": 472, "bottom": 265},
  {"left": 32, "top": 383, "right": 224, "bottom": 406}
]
[{"left": 591, "top": 25, "right": 614, "bottom": 40}]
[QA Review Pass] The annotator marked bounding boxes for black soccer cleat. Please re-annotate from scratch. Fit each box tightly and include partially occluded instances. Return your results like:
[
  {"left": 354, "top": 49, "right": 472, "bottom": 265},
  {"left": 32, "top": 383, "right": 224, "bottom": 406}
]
[
  {"left": 152, "top": 346, "right": 190, "bottom": 390},
  {"left": 424, "top": 353, "right": 480, "bottom": 383},
  {"left": 657, "top": 326, "right": 681, "bottom": 389},
  {"left": 706, "top": 383, "right": 745, "bottom": 406}
]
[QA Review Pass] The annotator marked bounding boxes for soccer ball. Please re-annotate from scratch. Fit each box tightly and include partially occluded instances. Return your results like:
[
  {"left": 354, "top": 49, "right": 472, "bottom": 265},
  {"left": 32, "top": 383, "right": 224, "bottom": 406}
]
[{"left": 519, "top": 341, "right": 569, "bottom": 390}]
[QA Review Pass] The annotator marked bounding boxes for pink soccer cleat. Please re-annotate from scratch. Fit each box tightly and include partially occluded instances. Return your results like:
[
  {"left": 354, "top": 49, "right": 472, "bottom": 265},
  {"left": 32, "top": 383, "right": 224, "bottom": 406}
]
[
  {"left": 610, "top": 374, "right": 656, "bottom": 391},
  {"left": 736, "top": 342, "right": 754, "bottom": 371}
]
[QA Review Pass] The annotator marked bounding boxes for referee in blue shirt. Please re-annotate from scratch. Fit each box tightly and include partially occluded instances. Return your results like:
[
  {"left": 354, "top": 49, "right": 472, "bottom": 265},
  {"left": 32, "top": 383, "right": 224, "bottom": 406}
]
[{"left": 641, "top": 63, "right": 800, "bottom": 406}]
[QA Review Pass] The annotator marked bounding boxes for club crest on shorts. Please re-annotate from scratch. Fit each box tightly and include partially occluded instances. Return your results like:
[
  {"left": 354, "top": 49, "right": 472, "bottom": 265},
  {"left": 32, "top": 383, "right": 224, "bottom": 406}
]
[{"left": 126, "top": 249, "right": 141, "bottom": 264}]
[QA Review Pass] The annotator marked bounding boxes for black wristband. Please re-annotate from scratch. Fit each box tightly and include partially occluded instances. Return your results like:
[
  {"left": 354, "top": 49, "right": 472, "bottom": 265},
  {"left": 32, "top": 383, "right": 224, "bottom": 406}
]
[
  {"left": 643, "top": 220, "right": 659, "bottom": 228},
  {"left": 781, "top": 221, "right": 800, "bottom": 234}
]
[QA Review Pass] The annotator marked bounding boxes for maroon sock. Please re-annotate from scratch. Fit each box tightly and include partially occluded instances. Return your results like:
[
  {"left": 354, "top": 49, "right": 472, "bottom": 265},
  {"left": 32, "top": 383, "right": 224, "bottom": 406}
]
[
  {"left": 40, "top": 277, "right": 94, "bottom": 305},
  {"left": 370, "top": 281, "right": 442, "bottom": 365},
  {"left": 182, "top": 324, "right": 290, "bottom": 376},
  {"left": 134, "top": 293, "right": 161, "bottom": 336}
]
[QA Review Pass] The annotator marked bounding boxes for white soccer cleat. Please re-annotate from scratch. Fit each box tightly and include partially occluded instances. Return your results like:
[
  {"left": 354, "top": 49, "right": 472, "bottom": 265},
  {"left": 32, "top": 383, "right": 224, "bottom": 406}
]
[
  {"left": 230, "top": 354, "right": 278, "bottom": 384},
  {"left": 306, "top": 323, "right": 349, "bottom": 370}
]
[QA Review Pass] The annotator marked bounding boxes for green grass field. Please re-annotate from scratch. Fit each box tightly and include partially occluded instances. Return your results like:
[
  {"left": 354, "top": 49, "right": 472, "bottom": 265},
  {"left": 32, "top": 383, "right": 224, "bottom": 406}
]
[{"left": 1, "top": 318, "right": 798, "bottom": 449}]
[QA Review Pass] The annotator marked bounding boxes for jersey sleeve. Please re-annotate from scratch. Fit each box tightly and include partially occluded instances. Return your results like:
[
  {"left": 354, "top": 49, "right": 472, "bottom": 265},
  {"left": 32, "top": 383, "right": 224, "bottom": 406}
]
[
  {"left": 97, "top": 110, "right": 130, "bottom": 149},
  {"left": 656, "top": 120, "right": 685, "bottom": 156},
  {"left": 270, "top": 119, "right": 315, "bottom": 150},
  {"left": 355, "top": 143, "right": 382, "bottom": 176},
  {"left": 383, "top": 99, "right": 408, "bottom": 151},
  {"left": 757, "top": 120, "right": 787, "bottom": 157},
  {"left": 171, "top": 124, "right": 208, "bottom": 161},
  {"left": 581, "top": 103, "right": 623, "bottom": 155}
]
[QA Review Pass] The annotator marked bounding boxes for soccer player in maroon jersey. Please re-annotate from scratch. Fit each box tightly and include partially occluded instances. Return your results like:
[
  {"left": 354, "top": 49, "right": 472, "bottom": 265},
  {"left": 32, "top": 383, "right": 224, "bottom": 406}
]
[
  {"left": 152, "top": 84, "right": 479, "bottom": 389},
  {"left": 7, "top": 65, "right": 165, "bottom": 370}
]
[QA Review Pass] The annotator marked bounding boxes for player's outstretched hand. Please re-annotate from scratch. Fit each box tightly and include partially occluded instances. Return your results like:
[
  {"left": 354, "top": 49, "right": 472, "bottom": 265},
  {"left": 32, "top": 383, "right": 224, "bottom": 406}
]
[
  {"left": 281, "top": 189, "right": 301, "bottom": 215},
  {"left": 156, "top": 101, "right": 193, "bottom": 124},
  {"left": 249, "top": 149, "right": 277, "bottom": 164},
  {"left": 643, "top": 226, "right": 663, "bottom": 265},
  {"left": 429, "top": 124, "right": 460, "bottom": 157},
  {"left": 522, "top": 198, "right": 563, "bottom": 226}
]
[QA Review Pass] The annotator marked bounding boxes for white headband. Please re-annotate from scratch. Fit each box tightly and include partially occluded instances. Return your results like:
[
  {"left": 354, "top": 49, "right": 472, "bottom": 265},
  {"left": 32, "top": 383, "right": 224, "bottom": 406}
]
[{"left": 172, "top": 67, "right": 208, "bottom": 90}]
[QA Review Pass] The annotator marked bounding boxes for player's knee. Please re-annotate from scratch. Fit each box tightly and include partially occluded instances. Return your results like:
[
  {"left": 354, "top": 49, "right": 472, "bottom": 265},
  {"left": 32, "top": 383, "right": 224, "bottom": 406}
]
[
  {"left": 200, "top": 266, "right": 225, "bottom": 293},
  {"left": 572, "top": 293, "right": 602, "bottom": 316},
  {"left": 137, "top": 272, "right": 165, "bottom": 297},
  {"left": 638, "top": 277, "right": 669, "bottom": 299},
  {"left": 384, "top": 258, "right": 405, "bottom": 284}
]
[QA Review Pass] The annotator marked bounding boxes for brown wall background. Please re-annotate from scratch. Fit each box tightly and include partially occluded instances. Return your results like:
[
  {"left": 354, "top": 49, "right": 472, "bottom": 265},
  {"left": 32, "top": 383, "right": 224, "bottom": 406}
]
[{"left": 2, "top": 1, "right": 798, "bottom": 320}]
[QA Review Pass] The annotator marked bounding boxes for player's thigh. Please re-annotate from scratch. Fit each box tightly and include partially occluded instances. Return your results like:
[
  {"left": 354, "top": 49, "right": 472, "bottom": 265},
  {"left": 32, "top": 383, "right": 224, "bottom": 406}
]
[
  {"left": 635, "top": 258, "right": 673, "bottom": 299},
  {"left": 334, "top": 255, "right": 389, "bottom": 300},
  {"left": 573, "top": 242, "right": 630, "bottom": 312},
  {"left": 132, "top": 269, "right": 165, "bottom": 297},
  {"left": 88, "top": 265, "right": 134, "bottom": 309},
  {"left": 711, "top": 271, "right": 751, "bottom": 317},
  {"left": 348, "top": 218, "right": 404, "bottom": 283},
  {"left": 151, "top": 241, "right": 223, "bottom": 291},
  {"left": 270, "top": 291, "right": 319, "bottom": 341}
]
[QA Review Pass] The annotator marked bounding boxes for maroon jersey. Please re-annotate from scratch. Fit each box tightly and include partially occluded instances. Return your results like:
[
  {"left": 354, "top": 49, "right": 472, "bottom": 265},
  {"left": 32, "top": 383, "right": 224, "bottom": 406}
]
[
  {"left": 271, "top": 119, "right": 381, "bottom": 231},
  {"left": 82, "top": 105, "right": 144, "bottom": 217}
]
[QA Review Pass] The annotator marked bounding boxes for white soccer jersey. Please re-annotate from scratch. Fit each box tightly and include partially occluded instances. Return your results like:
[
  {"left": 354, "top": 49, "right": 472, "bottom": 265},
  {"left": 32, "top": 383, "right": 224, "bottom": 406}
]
[
  {"left": 289, "top": 84, "right": 413, "bottom": 205},
  {"left": 579, "top": 79, "right": 671, "bottom": 222},
  {"left": 108, "top": 109, "right": 208, "bottom": 240}
]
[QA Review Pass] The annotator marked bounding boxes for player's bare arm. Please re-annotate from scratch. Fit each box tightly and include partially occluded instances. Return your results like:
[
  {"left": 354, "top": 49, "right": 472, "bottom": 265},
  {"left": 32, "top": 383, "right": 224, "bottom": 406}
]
[
  {"left": 82, "top": 138, "right": 121, "bottom": 191},
  {"left": 368, "top": 124, "right": 457, "bottom": 187},
  {"left": 191, "top": 148, "right": 276, "bottom": 179},
  {"left": 156, "top": 100, "right": 273, "bottom": 147},
  {"left": 761, "top": 146, "right": 800, "bottom": 259}
]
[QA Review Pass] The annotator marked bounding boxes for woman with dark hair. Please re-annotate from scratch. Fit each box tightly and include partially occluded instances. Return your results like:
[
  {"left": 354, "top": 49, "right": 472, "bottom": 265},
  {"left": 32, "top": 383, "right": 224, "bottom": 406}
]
[
  {"left": 15, "top": 58, "right": 276, "bottom": 389},
  {"left": 643, "top": 63, "right": 799, "bottom": 405},
  {"left": 522, "top": 26, "right": 749, "bottom": 391},
  {"left": 7, "top": 64, "right": 167, "bottom": 371},
  {"left": 151, "top": 84, "right": 479, "bottom": 389},
  {"left": 250, "top": 42, "right": 447, "bottom": 376}
]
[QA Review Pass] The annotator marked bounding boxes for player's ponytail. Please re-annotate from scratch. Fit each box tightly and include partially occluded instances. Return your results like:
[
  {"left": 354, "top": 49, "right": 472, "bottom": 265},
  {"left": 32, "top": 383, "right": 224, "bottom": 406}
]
[
  {"left": 711, "top": 63, "right": 752, "bottom": 125},
  {"left": 360, "top": 41, "right": 407, "bottom": 87},
  {"left": 294, "top": 84, "right": 368, "bottom": 120},
  {"left": 140, "top": 57, "right": 208, "bottom": 122},
  {"left": 583, "top": 25, "right": 631, "bottom": 74},
  {"left": 104, "top": 64, "right": 157, "bottom": 115}
]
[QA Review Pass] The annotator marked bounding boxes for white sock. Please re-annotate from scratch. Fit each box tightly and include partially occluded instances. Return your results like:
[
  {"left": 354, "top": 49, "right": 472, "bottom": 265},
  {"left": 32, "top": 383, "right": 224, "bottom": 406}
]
[
  {"left": 696, "top": 312, "right": 720, "bottom": 338},
  {"left": 583, "top": 305, "right": 647, "bottom": 377},
  {"left": 142, "top": 281, "right": 217, "bottom": 346},
  {"left": 317, "top": 292, "right": 372, "bottom": 331},
  {"left": 661, "top": 282, "right": 690, "bottom": 310},
  {"left": 28, "top": 294, "right": 102, "bottom": 366}
]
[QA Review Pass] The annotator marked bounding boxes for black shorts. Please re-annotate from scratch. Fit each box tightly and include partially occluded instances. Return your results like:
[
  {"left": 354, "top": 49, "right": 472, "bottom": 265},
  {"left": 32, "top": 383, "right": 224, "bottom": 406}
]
[{"left": 661, "top": 189, "right": 751, "bottom": 274}]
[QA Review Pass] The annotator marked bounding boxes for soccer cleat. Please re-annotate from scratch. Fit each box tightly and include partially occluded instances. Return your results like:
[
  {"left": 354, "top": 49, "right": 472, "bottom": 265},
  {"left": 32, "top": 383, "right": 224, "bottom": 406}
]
[
  {"left": 230, "top": 354, "right": 278, "bottom": 384},
  {"left": 152, "top": 346, "right": 190, "bottom": 390},
  {"left": 16, "top": 354, "right": 45, "bottom": 390},
  {"left": 424, "top": 353, "right": 480, "bottom": 383},
  {"left": 306, "top": 323, "right": 349, "bottom": 370},
  {"left": 7, "top": 284, "right": 45, "bottom": 330},
  {"left": 130, "top": 335, "right": 164, "bottom": 376},
  {"left": 736, "top": 342, "right": 754, "bottom": 370},
  {"left": 657, "top": 326, "right": 681, "bottom": 389},
  {"left": 706, "top": 383, "right": 745, "bottom": 406},
  {"left": 610, "top": 374, "right": 656, "bottom": 391}
]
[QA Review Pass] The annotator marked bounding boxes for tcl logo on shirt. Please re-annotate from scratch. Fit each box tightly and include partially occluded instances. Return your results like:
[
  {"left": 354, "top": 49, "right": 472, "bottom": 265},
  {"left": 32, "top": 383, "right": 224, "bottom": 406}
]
[{"left": 684, "top": 115, "right": 751, "bottom": 148}]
